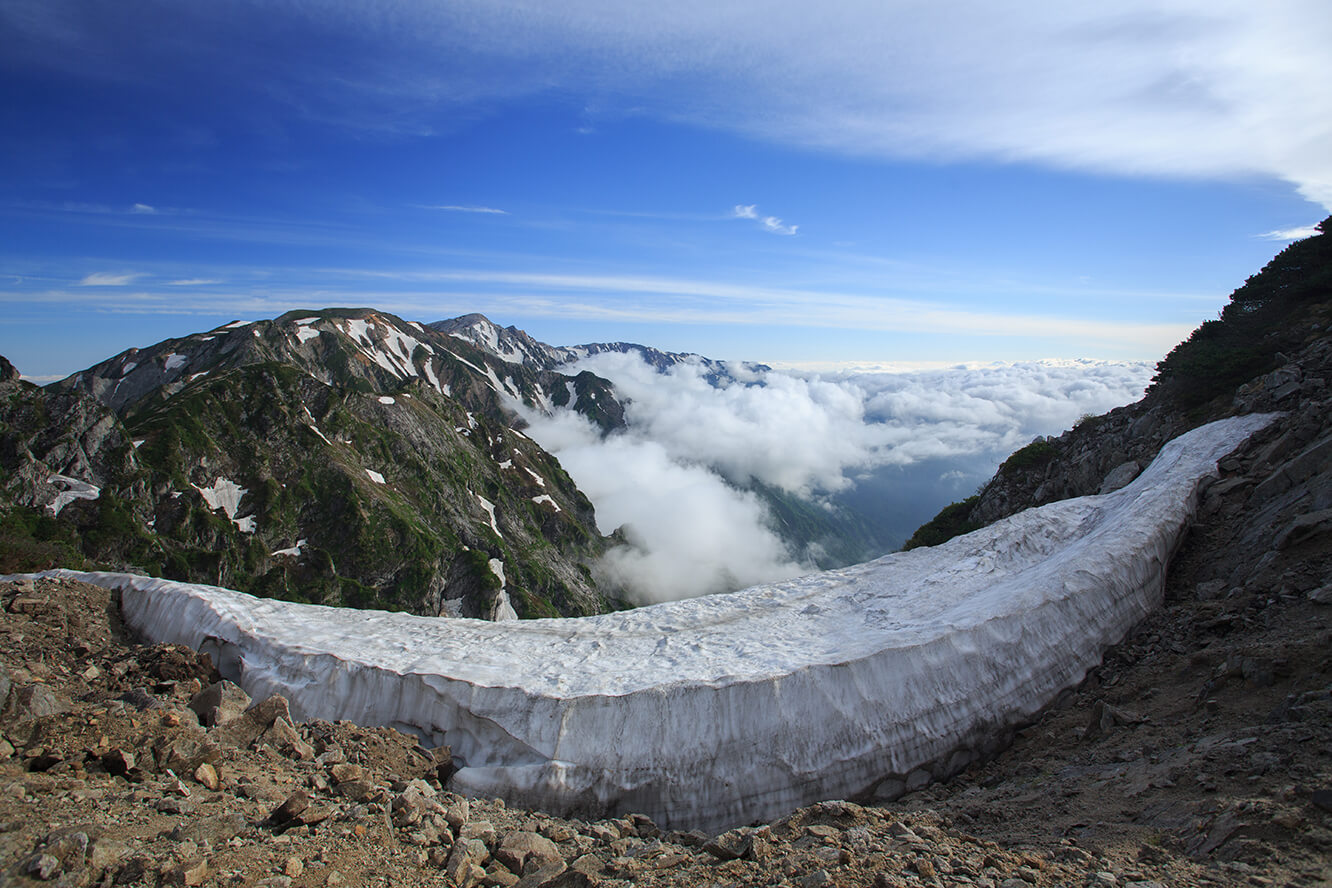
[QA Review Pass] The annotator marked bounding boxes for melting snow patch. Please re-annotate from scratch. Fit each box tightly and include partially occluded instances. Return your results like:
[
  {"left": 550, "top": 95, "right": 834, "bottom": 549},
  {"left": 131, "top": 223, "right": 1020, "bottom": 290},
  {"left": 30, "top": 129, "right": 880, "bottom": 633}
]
[
  {"left": 489, "top": 560, "right": 518, "bottom": 621},
  {"left": 498, "top": 460, "right": 513, "bottom": 469},
  {"left": 132, "top": 439, "right": 146, "bottom": 449},
  {"left": 188, "top": 372, "right": 209, "bottom": 382},
  {"left": 45, "top": 475, "right": 101, "bottom": 516},
  {"left": 441, "top": 349, "right": 485, "bottom": 375},
  {"left": 222, "top": 320, "right": 249, "bottom": 329},
  {"left": 163, "top": 353, "right": 188, "bottom": 371},
  {"left": 531, "top": 495, "right": 560, "bottom": 512},
  {"left": 271, "top": 539, "right": 307, "bottom": 558},
  {"left": 19, "top": 416, "right": 1279, "bottom": 833},
  {"left": 192, "top": 477, "right": 254, "bottom": 533},
  {"left": 378, "top": 396, "right": 395, "bottom": 405},
  {"left": 523, "top": 468, "right": 546, "bottom": 488},
  {"left": 294, "top": 325, "right": 321, "bottom": 344},
  {"left": 121, "top": 362, "right": 138, "bottom": 376},
  {"left": 365, "top": 469, "right": 386, "bottom": 485},
  {"left": 475, "top": 494, "right": 501, "bottom": 536},
  {"left": 419, "top": 360, "right": 442, "bottom": 391}
]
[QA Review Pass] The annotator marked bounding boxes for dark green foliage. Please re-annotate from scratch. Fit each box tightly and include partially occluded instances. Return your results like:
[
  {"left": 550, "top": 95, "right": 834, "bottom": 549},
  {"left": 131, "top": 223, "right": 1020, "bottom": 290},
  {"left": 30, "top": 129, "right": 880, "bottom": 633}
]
[
  {"left": 1152, "top": 216, "right": 1332, "bottom": 409},
  {"left": 999, "top": 440, "right": 1057, "bottom": 473},
  {"left": 902, "top": 496, "right": 981, "bottom": 550},
  {"left": 0, "top": 507, "right": 89, "bottom": 573}
]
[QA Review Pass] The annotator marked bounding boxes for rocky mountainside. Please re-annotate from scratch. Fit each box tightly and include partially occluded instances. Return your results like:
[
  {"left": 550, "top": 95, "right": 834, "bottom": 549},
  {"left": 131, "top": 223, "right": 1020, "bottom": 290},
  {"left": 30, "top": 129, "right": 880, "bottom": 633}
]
[
  {"left": 430, "top": 314, "right": 771, "bottom": 383},
  {"left": 3, "top": 309, "right": 632, "bottom": 618},
  {"left": 0, "top": 227, "right": 1329, "bottom": 886},
  {"left": 1, "top": 307, "right": 891, "bottom": 615},
  {"left": 3, "top": 401, "right": 1331, "bottom": 883}
]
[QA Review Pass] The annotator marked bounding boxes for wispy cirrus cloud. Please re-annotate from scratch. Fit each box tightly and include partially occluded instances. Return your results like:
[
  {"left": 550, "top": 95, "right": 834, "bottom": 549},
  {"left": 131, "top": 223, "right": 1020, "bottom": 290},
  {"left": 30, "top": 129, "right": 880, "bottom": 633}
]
[
  {"left": 77, "top": 272, "right": 145, "bottom": 286},
  {"left": 130, "top": 203, "right": 157, "bottom": 214},
  {"left": 166, "top": 278, "right": 222, "bottom": 286},
  {"left": 1257, "top": 224, "right": 1322, "bottom": 242},
  {"left": 733, "top": 204, "right": 798, "bottom": 236},
  {"left": 421, "top": 205, "right": 508, "bottom": 215}
]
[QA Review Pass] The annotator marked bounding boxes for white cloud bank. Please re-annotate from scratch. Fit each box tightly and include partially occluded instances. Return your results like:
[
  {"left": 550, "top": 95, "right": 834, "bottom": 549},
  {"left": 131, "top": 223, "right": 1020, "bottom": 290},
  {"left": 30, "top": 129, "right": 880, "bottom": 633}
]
[{"left": 519, "top": 354, "right": 1153, "bottom": 603}]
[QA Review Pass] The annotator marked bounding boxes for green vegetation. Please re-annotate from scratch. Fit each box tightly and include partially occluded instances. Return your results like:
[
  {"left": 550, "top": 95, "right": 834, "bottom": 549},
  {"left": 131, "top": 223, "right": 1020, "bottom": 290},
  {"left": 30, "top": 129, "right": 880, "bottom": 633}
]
[
  {"left": 1151, "top": 216, "right": 1331, "bottom": 409},
  {"left": 0, "top": 507, "right": 88, "bottom": 574},
  {"left": 901, "top": 496, "right": 981, "bottom": 551},
  {"left": 998, "top": 440, "right": 1057, "bottom": 473}
]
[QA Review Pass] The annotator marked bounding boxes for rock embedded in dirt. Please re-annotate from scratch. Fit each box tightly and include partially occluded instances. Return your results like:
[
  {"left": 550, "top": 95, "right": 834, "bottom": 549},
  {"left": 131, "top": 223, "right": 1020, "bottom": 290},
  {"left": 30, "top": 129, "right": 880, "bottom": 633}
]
[{"left": 189, "top": 680, "right": 252, "bottom": 727}]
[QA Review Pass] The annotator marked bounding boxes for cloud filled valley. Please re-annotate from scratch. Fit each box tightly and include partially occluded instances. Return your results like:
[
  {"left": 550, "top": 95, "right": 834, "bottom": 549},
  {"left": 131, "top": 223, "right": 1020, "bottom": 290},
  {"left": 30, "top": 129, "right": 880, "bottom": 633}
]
[{"left": 517, "top": 355, "right": 1155, "bottom": 603}]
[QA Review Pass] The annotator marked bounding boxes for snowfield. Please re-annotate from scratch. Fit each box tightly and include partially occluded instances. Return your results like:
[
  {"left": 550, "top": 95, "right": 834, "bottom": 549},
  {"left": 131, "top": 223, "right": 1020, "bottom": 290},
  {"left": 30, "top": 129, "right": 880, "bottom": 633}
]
[{"left": 16, "top": 414, "right": 1276, "bottom": 831}]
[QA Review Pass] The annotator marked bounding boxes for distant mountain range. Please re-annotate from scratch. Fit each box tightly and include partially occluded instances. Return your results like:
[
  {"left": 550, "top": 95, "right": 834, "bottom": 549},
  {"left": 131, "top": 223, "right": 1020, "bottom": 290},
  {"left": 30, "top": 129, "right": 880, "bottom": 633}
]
[{"left": 0, "top": 309, "right": 875, "bottom": 618}]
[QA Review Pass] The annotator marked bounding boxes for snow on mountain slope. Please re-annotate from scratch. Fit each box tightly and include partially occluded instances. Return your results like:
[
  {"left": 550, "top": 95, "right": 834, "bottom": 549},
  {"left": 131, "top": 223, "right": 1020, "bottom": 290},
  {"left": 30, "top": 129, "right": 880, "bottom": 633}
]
[
  {"left": 430, "top": 313, "right": 769, "bottom": 383},
  {"left": 13, "top": 414, "right": 1276, "bottom": 832}
]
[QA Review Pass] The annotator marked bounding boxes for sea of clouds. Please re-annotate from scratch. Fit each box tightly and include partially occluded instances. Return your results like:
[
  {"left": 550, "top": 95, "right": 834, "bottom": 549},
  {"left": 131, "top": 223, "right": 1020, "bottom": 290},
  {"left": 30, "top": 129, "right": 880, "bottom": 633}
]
[{"left": 518, "top": 355, "right": 1154, "bottom": 604}]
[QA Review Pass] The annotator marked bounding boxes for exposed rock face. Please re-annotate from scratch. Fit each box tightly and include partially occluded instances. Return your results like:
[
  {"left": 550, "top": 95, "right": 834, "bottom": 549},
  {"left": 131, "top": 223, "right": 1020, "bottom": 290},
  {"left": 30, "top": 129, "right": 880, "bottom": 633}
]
[
  {"left": 0, "top": 360, "right": 150, "bottom": 576},
  {"left": 3, "top": 309, "right": 629, "bottom": 617}
]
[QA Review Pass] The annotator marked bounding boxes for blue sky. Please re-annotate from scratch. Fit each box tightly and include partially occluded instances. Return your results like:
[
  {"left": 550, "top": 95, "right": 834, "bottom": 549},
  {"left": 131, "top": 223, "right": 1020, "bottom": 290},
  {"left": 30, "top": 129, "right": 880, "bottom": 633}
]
[{"left": 2, "top": 0, "right": 1329, "bottom": 380}]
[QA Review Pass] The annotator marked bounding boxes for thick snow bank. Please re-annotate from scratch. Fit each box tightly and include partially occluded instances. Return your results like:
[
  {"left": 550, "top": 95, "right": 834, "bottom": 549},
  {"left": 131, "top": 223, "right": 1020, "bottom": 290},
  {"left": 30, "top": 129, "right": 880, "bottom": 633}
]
[{"left": 17, "top": 414, "right": 1275, "bottom": 831}]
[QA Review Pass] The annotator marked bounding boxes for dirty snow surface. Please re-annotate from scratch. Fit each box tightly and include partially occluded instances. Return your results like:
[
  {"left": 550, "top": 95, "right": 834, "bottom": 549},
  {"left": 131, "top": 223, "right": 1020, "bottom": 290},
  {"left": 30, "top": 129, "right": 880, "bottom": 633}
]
[{"left": 25, "top": 415, "right": 1275, "bottom": 832}]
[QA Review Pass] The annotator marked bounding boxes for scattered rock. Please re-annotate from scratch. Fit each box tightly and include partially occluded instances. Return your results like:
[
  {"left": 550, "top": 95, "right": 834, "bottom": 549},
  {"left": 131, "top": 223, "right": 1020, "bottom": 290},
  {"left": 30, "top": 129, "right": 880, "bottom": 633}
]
[
  {"left": 212, "top": 694, "right": 292, "bottom": 747},
  {"left": 495, "top": 830, "right": 562, "bottom": 873},
  {"left": 190, "top": 680, "right": 252, "bottom": 727},
  {"left": 6, "top": 684, "right": 70, "bottom": 722},
  {"left": 100, "top": 747, "right": 136, "bottom": 776},
  {"left": 1099, "top": 461, "right": 1141, "bottom": 494},
  {"left": 268, "top": 790, "right": 311, "bottom": 825},
  {"left": 703, "top": 827, "right": 755, "bottom": 861},
  {"left": 193, "top": 761, "right": 220, "bottom": 790},
  {"left": 444, "top": 838, "right": 489, "bottom": 888}
]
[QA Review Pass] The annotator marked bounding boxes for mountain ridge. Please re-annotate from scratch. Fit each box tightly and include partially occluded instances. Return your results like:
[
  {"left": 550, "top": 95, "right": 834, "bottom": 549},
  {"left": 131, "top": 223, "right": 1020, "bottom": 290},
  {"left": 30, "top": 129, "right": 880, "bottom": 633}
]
[{"left": 4, "top": 309, "right": 631, "bottom": 619}]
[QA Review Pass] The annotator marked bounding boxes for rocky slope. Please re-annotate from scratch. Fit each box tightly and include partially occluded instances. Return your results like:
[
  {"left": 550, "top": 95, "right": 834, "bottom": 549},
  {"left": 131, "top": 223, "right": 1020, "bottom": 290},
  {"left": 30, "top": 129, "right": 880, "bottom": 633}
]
[
  {"left": 3, "top": 397, "right": 1331, "bottom": 885},
  {"left": 1, "top": 226, "right": 1328, "bottom": 887},
  {"left": 3, "top": 310, "right": 628, "bottom": 618}
]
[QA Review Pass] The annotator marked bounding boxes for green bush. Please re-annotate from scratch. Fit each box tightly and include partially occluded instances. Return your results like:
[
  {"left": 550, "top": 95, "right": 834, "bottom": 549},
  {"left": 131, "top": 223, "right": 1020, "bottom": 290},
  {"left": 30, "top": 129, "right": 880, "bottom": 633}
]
[
  {"left": 999, "top": 441, "right": 1057, "bottom": 474},
  {"left": 902, "top": 496, "right": 981, "bottom": 550}
]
